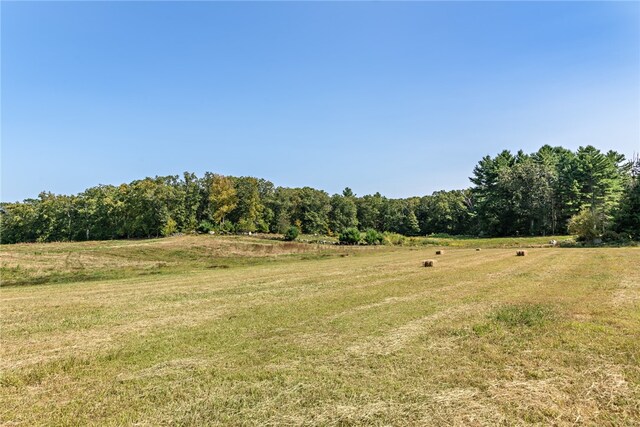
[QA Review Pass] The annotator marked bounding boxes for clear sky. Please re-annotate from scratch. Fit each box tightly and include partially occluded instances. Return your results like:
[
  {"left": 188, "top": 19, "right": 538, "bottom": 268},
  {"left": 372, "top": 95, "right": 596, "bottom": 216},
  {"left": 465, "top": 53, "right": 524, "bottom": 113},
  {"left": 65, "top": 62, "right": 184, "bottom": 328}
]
[{"left": 2, "top": 1, "right": 639, "bottom": 202}]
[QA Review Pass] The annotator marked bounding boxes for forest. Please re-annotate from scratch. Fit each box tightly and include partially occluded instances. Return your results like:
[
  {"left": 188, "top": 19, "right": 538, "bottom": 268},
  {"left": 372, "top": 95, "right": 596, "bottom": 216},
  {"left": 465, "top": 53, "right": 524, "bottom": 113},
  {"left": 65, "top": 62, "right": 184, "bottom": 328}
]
[{"left": 1, "top": 144, "right": 638, "bottom": 244}]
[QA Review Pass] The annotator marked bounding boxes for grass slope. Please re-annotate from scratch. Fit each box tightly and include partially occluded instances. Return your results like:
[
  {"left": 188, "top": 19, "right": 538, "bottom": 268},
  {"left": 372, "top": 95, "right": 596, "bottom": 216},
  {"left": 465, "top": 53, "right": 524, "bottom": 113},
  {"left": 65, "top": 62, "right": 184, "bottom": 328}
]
[
  {"left": 1, "top": 236, "right": 639, "bottom": 425},
  {"left": 0, "top": 235, "right": 347, "bottom": 287}
]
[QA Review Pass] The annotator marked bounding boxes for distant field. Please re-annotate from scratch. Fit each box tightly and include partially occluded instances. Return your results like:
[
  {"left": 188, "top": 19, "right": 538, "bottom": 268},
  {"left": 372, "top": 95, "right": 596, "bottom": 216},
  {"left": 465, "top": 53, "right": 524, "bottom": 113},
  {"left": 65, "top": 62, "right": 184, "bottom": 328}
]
[
  {"left": 1, "top": 236, "right": 639, "bottom": 425},
  {"left": 0, "top": 235, "right": 346, "bottom": 287},
  {"left": 0, "top": 234, "right": 573, "bottom": 288}
]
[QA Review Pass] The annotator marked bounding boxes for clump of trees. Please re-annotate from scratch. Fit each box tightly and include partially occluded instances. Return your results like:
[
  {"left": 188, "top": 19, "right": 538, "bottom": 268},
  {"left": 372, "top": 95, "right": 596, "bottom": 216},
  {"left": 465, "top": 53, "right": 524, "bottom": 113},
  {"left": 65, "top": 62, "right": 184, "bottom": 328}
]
[
  {"left": 612, "top": 154, "right": 640, "bottom": 240},
  {"left": 1, "top": 145, "right": 637, "bottom": 244},
  {"left": 470, "top": 146, "right": 630, "bottom": 238}
]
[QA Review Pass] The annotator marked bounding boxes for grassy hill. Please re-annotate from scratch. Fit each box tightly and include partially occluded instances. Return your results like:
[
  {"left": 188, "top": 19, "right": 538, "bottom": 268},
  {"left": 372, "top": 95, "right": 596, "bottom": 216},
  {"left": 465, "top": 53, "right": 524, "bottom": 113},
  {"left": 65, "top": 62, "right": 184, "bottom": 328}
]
[{"left": 1, "top": 236, "right": 638, "bottom": 425}]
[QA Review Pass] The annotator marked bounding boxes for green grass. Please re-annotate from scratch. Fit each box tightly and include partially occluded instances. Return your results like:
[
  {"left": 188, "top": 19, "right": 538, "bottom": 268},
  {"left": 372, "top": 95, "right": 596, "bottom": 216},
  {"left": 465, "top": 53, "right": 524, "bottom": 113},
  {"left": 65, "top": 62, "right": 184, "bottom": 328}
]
[
  {"left": 416, "top": 234, "right": 572, "bottom": 248},
  {"left": 1, "top": 236, "right": 639, "bottom": 425},
  {"left": 491, "top": 303, "right": 554, "bottom": 327}
]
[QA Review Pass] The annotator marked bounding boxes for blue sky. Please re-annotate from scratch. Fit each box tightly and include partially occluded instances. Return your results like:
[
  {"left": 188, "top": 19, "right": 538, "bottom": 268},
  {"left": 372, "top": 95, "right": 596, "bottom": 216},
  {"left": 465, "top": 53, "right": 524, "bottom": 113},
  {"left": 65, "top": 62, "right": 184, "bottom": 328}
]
[{"left": 2, "top": 1, "right": 639, "bottom": 202}]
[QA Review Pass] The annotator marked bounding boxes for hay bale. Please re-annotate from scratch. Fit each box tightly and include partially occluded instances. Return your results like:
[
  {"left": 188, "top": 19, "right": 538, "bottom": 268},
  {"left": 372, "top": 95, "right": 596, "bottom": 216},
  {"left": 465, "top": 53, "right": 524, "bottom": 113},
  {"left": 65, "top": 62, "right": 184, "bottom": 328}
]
[
  {"left": 423, "top": 259, "right": 435, "bottom": 267},
  {"left": 435, "top": 250, "right": 443, "bottom": 255},
  {"left": 516, "top": 250, "right": 527, "bottom": 256},
  {"left": 476, "top": 248, "right": 481, "bottom": 251}
]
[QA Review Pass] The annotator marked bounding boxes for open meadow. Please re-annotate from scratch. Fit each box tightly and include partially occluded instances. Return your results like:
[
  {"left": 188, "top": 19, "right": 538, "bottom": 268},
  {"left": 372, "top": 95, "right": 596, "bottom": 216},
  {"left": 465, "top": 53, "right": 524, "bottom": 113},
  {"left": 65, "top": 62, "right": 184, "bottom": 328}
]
[{"left": 1, "top": 236, "right": 639, "bottom": 426}]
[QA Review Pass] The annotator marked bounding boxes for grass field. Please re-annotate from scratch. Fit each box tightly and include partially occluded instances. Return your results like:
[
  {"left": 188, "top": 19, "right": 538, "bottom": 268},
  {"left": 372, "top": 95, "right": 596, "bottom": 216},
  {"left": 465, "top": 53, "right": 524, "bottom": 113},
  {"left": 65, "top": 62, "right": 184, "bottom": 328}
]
[{"left": 1, "top": 236, "right": 639, "bottom": 425}]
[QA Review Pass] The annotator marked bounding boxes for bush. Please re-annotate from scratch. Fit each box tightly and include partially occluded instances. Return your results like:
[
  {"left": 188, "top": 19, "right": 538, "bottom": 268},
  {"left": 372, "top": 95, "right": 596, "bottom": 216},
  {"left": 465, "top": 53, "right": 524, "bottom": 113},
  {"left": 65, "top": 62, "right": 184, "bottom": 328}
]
[
  {"left": 283, "top": 226, "right": 300, "bottom": 241},
  {"left": 256, "top": 219, "right": 270, "bottom": 233},
  {"left": 236, "top": 218, "right": 256, "bottom": 233},
  {"left": 218, "top": 221, "right": 236, "bottom": 234},
  {"left": 339, "top": 227, "right": 361, "bottom": 245},
  {"left": 382, "top": 232, "right": 406, "bottom": 246},
  {"left": 197, "top": 220, "right": 214, "bottom": 233},
  {"left": 363, "top": 229, "right": 383, "bottom": 245},
  {"left": 601, "top": 230, "right": 625, "bottom": 243},
  {"left": 568, "top": 208, "right": 602, "bottom": 242}
]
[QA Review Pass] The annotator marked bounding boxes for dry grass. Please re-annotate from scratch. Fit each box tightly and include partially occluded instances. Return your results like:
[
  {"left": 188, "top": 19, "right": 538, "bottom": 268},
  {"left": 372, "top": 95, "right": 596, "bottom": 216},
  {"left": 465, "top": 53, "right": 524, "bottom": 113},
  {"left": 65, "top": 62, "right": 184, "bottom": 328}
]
[
  {"left": 0, "top": 235, "right": 349, "bottom": 287},
  {"left": 0, "top": 237, "right": 639, "bottom": 425}
]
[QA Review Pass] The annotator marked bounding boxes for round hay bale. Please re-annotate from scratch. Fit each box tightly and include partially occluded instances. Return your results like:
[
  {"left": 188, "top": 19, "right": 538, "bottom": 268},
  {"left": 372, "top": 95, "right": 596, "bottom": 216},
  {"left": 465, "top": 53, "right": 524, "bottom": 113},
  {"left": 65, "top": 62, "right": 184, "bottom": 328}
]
[
  {"left": 516, "top": 250, "right": 527, "bottom": 256},
  {"left": 423, "top": 259, "right": 435, "bottom": 267},
  {"left": 476, "top": 248, "right": 481, "bottom": 251},
  {"left": 435, "top": 250, "right": 443, "bottom": 255}
]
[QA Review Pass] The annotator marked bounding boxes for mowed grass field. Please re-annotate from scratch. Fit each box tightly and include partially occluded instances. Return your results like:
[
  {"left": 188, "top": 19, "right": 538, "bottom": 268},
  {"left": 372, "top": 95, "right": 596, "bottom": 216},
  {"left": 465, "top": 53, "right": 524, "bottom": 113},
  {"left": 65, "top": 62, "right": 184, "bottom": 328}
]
[{"left": 1, "top": 236, "right": 639, "bottom": 426}]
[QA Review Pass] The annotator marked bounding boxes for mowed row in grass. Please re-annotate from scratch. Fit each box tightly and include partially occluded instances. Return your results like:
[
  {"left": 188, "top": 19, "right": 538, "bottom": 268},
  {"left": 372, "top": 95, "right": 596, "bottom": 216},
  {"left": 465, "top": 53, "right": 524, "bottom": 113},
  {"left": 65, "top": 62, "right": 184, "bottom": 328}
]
[{"left": 1, "top": 237, "right": 639, "bottom": 425}]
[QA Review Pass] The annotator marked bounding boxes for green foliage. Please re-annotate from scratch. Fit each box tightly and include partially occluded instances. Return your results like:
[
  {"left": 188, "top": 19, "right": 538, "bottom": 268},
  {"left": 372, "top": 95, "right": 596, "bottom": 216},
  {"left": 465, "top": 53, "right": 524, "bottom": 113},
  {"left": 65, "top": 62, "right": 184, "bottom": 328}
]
[
  {"left": 1, "top": 144, "right": 635, "bottom": 244},
  {"left": 416, "top": 190, "right": 473, "bottom": 235},
  {"left": 236, "top": 218, "right": 256, "bottom": 233},
  {"left": 208, "top": 174, "right": 237, "bottom": 225},
  {"left": 339, "top": 227, "right": 361, "bottom": 245},
  {"left": 470, "top": 145, "right": 629, "bottom": 237},
  {"left": 601, "top": 230, "right": 625, "bottom": 243},
  {"left": 161, "top": 217, "right": 178, "bottom": 237},
  {"left": 256, "top": 219, "right": 270, "bottom": 233},
  {"left": 402, "top": 210, "right": 421, "bottom": 236},
  {"left": 363, "top": 229, "right": 384, "bottom": 245},
  {"left": 382, "top": 232, "right": 406, "bottom": 246},
  {"left": 470, "top": 150, "right": 517, "bottom": 236},
  {"left": 329, "top": 191, "right": 358, "bottom": 234},
  {"left": 356, "top": 193, "right": 383, "bottom": 230},
  {"left": 217, "top": 220, "right": 236, "bottom": 234},
  {"left": 288, "top": 187, "right": 331, "bottom": 234},
  {"left": 498, "top": 159, "right": 555, "bottom": 235},
  {"left": 283, "top": 226, "right": 300, "bottom": 241},
  {"left": 613, "top": 156, "right": 640, "bottom": 239},
  {"left": 567, "top": 207, "right": 602, "bottom": 242},
  {"left": 229, "top": 177, "right": 263, "bottom": 232},
  {"left": 197, "top": 220, "right": 215, "bottom": 233}
]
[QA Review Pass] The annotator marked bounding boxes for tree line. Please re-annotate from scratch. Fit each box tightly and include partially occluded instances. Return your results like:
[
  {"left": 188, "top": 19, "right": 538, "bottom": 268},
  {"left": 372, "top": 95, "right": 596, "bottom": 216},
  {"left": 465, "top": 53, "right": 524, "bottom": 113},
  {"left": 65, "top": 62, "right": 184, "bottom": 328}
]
[{"left": 1, "top": 144, "right": 638, "bottom": 244}]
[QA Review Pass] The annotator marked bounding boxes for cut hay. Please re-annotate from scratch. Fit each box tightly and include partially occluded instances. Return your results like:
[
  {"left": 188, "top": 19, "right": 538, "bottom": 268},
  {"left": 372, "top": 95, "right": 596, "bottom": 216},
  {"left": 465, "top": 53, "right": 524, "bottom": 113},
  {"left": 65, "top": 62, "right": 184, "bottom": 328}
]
[
  {"left": 516, "top": 250, "right": 527, "bottom": 257},
  {"left": 436, "top": 250, "right": 444, "bottom": 255},
  {"left": 423, "top": 260, "right": 435, "bottom": 267}
]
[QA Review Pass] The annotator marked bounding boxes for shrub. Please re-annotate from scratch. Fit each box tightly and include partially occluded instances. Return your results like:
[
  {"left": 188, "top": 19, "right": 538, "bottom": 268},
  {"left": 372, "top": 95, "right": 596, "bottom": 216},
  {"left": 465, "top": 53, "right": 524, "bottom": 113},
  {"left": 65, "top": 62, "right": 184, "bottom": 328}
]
[
  {"left": 236, "top": 218, "right": 256, "bottom": 233},
  {"left": 197, "top": 220, "right": 215, "bottom": 233},
  {"left": 363, "top": 229, "right": 383, "bottom": 245},
  {"left": 218, "top": 221, "right": 236, "bottom": 234},
  {"left": 568, "top": 208, "right": 602, "bottom": 242},
  {"left": 382, "top": 232, "right": 406, "bottom": 246},
  {"left": 339, "top": 227, "right": 361, "bottom": 245},
  {"left": 256, "top": 219, "right": 270, "bottom": 233},
  {"left": 283, "top": 226, "right": 300, "bottom": 241},
  {"left": 601, "top": 230, "right": 625, "bottom": 243}
]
